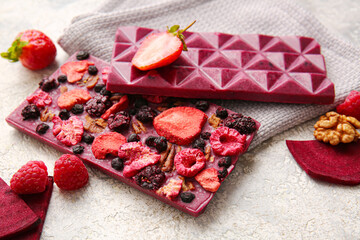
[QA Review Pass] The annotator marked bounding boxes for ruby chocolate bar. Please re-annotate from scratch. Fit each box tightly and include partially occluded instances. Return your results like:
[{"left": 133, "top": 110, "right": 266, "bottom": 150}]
[
  {"left": 6, "top": 53, "right": 259, "bottom": 217},
  {"left": 107, "top": 26, "right": 334, "bottom": 104}
]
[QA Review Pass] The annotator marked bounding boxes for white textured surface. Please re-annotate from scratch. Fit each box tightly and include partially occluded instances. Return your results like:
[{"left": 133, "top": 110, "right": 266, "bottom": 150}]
[{"left": 0, "top": 0, "right": 359, "bottom": 239}]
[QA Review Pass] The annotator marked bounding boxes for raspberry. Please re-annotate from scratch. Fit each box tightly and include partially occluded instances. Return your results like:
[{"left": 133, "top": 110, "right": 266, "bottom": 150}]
[
  {"left": 54, "top": 154, "right": 88, "bottom": 190},
  {"left": 135, "top": 105, "right": 157, "bottom": 123},
  {"left": 26, "top": 90, "right": 52, "bottom": 108},
  {"left": 57, "top": 89, "right": 91, "bottom": 110},
  {"left": 210, "top": 127, "right": 246, "bottom": 156},
  {"left": 52, "top": 116, "right": 84, "bottom": 146},
  {"left": 118, "top": 142, "right": 161, "bottom": 178},
  {"left": 39, "top": 77, "right": 58, "bottom": 92},
  {"left": 134, "top": 165, "right": 165, "bottom": 190},
  {"left": 85, "top": 95, "right": 111, "bottom": 117},
  {"left": 21, "top": 104, "right": 40, "bottom": 120},
  {"left": 101, "top": 67, "right": 110, "bottom": 84},
  {"left": 10, "top": 161, "right": 48, "bottom": 194},
  {"left": 107, "top": 111, "right": 130, "bottom": 132},
  {"left": 174, "top": 148, "right": 206, "bottom": 177},
  {"left": 195, "top": 168, "right": 221, "bottom": 192},
  {"left": 156, "top": 178, "right": 183, "bottom": 199},
  {"left": 223, "top": 113, "right": 257, "bottom": 135},
  {"left": 91, "top": 132, "right": 127, "bottom": 159},
  {"left": 336, "top": 91, "right": 360, "bottom": 121}
]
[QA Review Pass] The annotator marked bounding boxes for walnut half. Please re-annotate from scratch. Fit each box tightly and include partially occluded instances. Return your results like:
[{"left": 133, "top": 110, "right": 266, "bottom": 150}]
[{"left": 314, "top": 111, "right": 360, "bottom": 145}]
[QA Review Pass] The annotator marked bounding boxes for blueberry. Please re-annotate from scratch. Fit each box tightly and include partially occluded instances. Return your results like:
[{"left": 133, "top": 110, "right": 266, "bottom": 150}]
[
  {"left": 145, "top": 136, "right": 157, "bottom": 147},
  {"left": 94, "top": 84, "right": 105, "bottom": 93},
  {"left": 59, "top": 109, "right": 70, "bottom": 120},
  {"left": 36, "top": 123, "right": 49, "bottom": 135},
  {"left": 111, "top": 157, "right": 124, "bottom": 171},
  {"left": 200, "top": 132, "right": 211, "bottom": 140},
  {"left": 128, "top": 133, "right": 140, "bottom": 142},
  {"left": 71, "top": 104, "right": 84, "bottom": 115},
  {"left": 82, "top": 133, "right": 94, "bottom": 144},
  {"left": 154, "top": 137, "right": 167, "bottom": 153},
  {"left": 218, "top": 156, "right": 232, "bottom": 168},
  {"left": 57, "top": 75, "right": 67, "bottom": 83},
  {"left": 180, "top": 192, "right": 195, "bottom": 203},
  {"left": 135, "top": 105, "right": 157, "bottom": 123},
  {"left": 134, "top": 97, "right": 148, "bottom": 108},
  {"left": 100, "top": 87, "right": 112, "bottom": 97},
  {"left": 73, "top": 145, "right": 85, "bottom": 154},
  {"left": 129, "top": 108, "right": 137, "bottom": 116},
  {"left": 76, "top": 51, "right": 89, "bottom": 60},
  {"left": 21, "top": 104, "right": 40, "bottom": 120},
  {"left": 215, "top": 107, "right": 228, "bottom": 119},
  {"left": 88, "top": 65, "right": 98, "bottom": 75},
  {"left": 39, "top": 77, "right": 59, "bottom": 92},
  {"left": 192, "top": 138, "right": 205, "bottom": 151},
  {"left": 218, "top": 168, "right": 228, "bottom": 179},
  {"left": 194, "top": 100, "right": 209, "bottom": 112}
]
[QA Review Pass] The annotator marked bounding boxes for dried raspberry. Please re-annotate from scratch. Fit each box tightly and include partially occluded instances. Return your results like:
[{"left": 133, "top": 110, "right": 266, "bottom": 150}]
[
  {"left": 107, "top": 111, "right": 130, "bottom": 132},
  {"left": 195, "top": 168, "right": 221, "bottom": 192},
  {"left": 21, "top": 104, "right": 40, "bottom": 120},
  {"left": 84, "top": 95, "right": 111, "bottom": 117},
  {"left": 336, "top": 91, "right": 360, "bottom": 121},
  {"left": 101, "top": 67, "right": 110, "bottom": 84},
  {"left": 39, "top": 76, "right": 58, "bottom": 92},
  {"left": 210, "top": 127, "right": 246, "bottom": 156},
  {"left": 223, "top": 113, "right": 257, "bottom": 135},
  {"left": 156, "top": 178, "right": 183, "bottom": 199},
  {"left": 57, "top": 89, "right": 91, "bottom": 110},
  {"left": 174, "top": 148, "right": 206, "bottom": 177},
  {"left": 52, "top": 116, "right": 84, "bottom": 146},
  {"left": 118, "top": 142, "right": 161, "bottom": 178},
  {"left": 54, "top": 154, "right": 88, "bottom": 190},
  {"left": 134, "top": 165, "right": 165, "bottom": 190},
  {"left": 91, "top": 132, "right": 127, "bottom": 159},
  {"left": 135, "top": 105, "right": 157, "bottom": 123},
  {"left": 10, "top": 161, "right": 48, "bottom": 194},
  {"left": 26, "top": 90, "right": 52, "bottom": 108}
]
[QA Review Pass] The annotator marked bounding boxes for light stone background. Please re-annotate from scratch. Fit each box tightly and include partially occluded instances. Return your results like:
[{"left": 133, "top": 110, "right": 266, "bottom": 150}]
[{"left": 0, "top": 0, "right": 359, "bottom": 239}]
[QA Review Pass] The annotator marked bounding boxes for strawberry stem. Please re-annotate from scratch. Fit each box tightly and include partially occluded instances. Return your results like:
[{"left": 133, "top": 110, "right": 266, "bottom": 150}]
[{"left": 181, "top": 20, "right": 196, "bottom": 33}]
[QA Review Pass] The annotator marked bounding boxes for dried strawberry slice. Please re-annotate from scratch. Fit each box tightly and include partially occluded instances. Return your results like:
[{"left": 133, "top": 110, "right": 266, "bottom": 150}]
[
  {"left": 26, "top": 90, "right": 52, "bottom": 108},
  {"left": 195, "top": 168, "right": 221, "bottom": 192},
  {"left": 174, "top": 148, "right": 206, "bottom": 177},
  {"left": 101, "top": 66, "right": 110, "bottom": 85},
  {"left": 286, "top": 140, "right": 360, "bottom": 185},
  {"left": 91, "top": 132, "right": 127, "bottom": 159},
  {"left": 60, "top": 60, "right": 94, "bottom": 83},
  {"left": 57, "top": 89, "right": 91, "bottom": 110},
  {"left": 52, "top": 116, "right": 83, "bottom": 146},
  {"left": 210, "top": 127, "right": 246, "bottom": 156},
  {"left": 118, "top": 142, "right": 160, "bottom": 178},
  {"left": 101, "top": 95, "right": 129, "bottom": 120},
  {"left": 156, "top": 178, "right": 183, "bottom": 199}
]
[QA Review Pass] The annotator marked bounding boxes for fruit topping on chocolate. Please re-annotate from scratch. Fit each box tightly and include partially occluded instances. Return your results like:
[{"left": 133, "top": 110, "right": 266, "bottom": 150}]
[
  {"left": 39, "top": 77, "right": 59, "bottom": 92},
  {"left": 174, "top": 148, "right": 206, "bottom": 178},
  {"left": 215, "top": 107, "right": 228, "bottom": 119},
  {"left": 72, "top": 145, "right": 85, "bottom": 154},
  {"left": 84, "top": 95, "right": 111, "bottom": 117},
  {"left": 94, "top": 83, "right": 105, "bottom": 93},
  {"left": 36, "top": 123, "right": 49, "bottom": 135},
  {"left": 60, "top": 60, "right": 94, "bottom": 83},
  {"left": 223, "top": 113, "right": 257, "bottom": 135},
  {"left": 82, "top": 133, "right": 94, "bottom": 144},
  {"left": 57, "top": 74, "right": 68, "bottom": 83},
  {"left": 134, "top": 165, "right": 165, "bottom": 190},
  {"left": 99, "top": 87, "right": 112, "bottom": 97},
  {"left": 200, "top": 132, "right": 211, "bottom": 140},
  {"left": 59, "top": 109, "right": 70, "bottom": 120},
  {"left": 156, "top": 178, "right": 183, "bottom": 199},
  {"left": 135, "top": 105, "right": 157, "bottom": 123},
  {"left": 71, "top": 104, "right": 84, "bottom": 115},
  {"left": 218, "top": 168, "right": 228, "bottom": 180},
  {"left": 88, "top": 65, "right": 98, "bottom": 75},
  {"left": 111, "top": 157, "right": 124, "bottom": 171},
  {"left": 154, "top": 136, "right": 168, "bottom": 153},
  {"left": 195, "top": 168, "right": 221, "bottom": 193},
  {"left": 101, "top": 95, "right": 129, "bottom": 120},
  {"left": 22, "top": 104, "right": 40, "bottom": 120},
  {"left": 192, "top": 138, "right": 206, "bottom": 152},
  {"left": 218, "top": 156, "right": 232, "bottom": 168},
  {"left": 108, "top": 111, "right": 131, "bottom": 132},
  {"left": 134, "top": 97, "right": 148, "bottom": 108},
  {"left": 194, "top": 100, "right": 209, "bottom": 112},
  {"left": 76, "top": 51, "right": 89, "bottom": 60},
  {"left": 145, "top": 136, "right": 157, "bottom": 147},
  {"left": 52, "top": 116, "right": 84, "bottom": 146},
  {"left": 58, "top": 89, "right": 91, "bottom": 110},
  {"left": 26, "top": 90, "right": 52, "bottom": 108},
  {"left": 127, "top": 133, "right": 141, "bottom": 142},
  {"left": 91, "top": 132, "right": 127, "bottom": 159},
  {"left": 180, "top": 192, "right": 195, "bottom": 203},
  {"left": 210, "top": 127, "right": 246, "bottom": 156}
]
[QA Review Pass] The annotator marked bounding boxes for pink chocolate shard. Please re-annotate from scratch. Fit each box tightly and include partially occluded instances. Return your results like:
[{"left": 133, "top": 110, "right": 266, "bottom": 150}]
[
  {"left": 0, "top": 177, "right": 39, "bottom": 239},
  {"left": 107, "top": 26, "right": 334, "bottom": 104},
  {"left": 286, "top": 140, "right": 360, "bottom": 185}
]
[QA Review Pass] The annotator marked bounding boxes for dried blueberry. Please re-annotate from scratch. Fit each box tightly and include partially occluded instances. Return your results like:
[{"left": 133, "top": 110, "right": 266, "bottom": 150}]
[
  {"left": 192, "top": 138, "right": 206, "bottom": 151},
  {"left": 88, "top": 65, "right": 98, "bottom": 75},
  {"left": 215, "top": 107, "right": 228, "bottom": 119},
  {"left": 108, "top": 111, "right": 130, "bottom": 132},
  {"left": 76, "top": 51, "right": 89, "bottom": 60},
  {"left": 145, "top": 136, "right": 157, "bottom": 147},
  {"left": 218, "top": 156, "right": 232, "bottom": 168},
  {"left": 71, "top": 104, "right": 84, "bottom": 115},
  {"left": 39, "top": 77, "right": 58, "bottom": 92},
  {"left": 82, "top": 133, "right": 94, "bottom": 144},
  {"left": 57, "top": 75, "right": 67, "bottom": 83},
  {"left": 154, "top": 137, "right": 167, "bottom": 153},
  {"left": 129, "top": 108, "right": 137, "bottom": 116},
  {"left": 36, "top": 123, "right": 49, "bottom": 135},
  {"left": 195, "top": 100, "right": 209, "bottom": 112},
  {"left": 223, "top": 114, "right": 257, "bottom": 135},
  {"left": 128, "top": 133, "right": 140, "bottom": 142},
  {"left": 21, "top": 104, "right": 40, "bottom": 120},
  {"left": 73, "top": 145, "right": 85, "bottom": 154},
  {"left": 134, "top": 97, "right": 148, "bottom": 108},
  {"left": 111, "top": 157, "right": 124, "bottom": 171},
  {"left": 59, "top": 109, "right": 70, "bottom": 120},
  {"left": 134, "top": 165, "right": 165, "bottom": 190},
  {"left": 135, "top": 105, "right": 157, "bottom": 123},
  {"left": 85, "top": 95, "right": 112, "bottom": 117},
  {"left": 94, "top": 84, "right": 105, "bottom": 93},
  {"left": 218, "top": 168, "right": 228, "bottom": 179},
  {"left": 200, "top": 132, "right": 211, "bottom": 140},
  {"left": 180, "top": 192, "right": 195, "bottom": 203},
  {"left": 100, "top": 87, "right": 112, "bottom": 97}
]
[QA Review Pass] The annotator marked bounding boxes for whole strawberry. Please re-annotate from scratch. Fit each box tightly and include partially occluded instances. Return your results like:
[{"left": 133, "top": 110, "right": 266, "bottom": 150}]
[
  {"left": 54, "top": 154, "right": 89, "bottom": 190},
  {"left": 1, "top": 30, "right": 56, "bottom": 70},
  {"left": 132, "top": 20, "right": 196, "bottom": 71},
  {"left": 10, "top": 161, "right": 48, "bottom": 194}
]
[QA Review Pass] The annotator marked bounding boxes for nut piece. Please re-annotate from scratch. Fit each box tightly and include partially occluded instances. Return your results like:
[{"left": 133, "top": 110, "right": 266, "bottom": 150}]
[
  {"left": 162, "top": 145, "right": 176, "bottom": 172},
  {"left": 131, "top": 120, "right": 146, "bottom": 134},
  {"left": 314, "top": 111, "right": 360, "bottom": 145},
  {"left": 84, "top": 115, "right": 107, "bottom": 133},
  {"left": 208, "top": 114, "right": 221, "bottom": 129},
  {"left": 40, "top": 107, "right": 54, "bottom": 122}
]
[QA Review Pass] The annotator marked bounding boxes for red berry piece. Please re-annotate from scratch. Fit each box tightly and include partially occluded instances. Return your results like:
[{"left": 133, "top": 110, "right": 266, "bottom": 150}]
[
  {"left": 210, "top": 127, "right": 246, "bottom": 156},
  {"left": 26, "top": 90, "right": 52, "bottom": 108},
  {"left": 142, "top": 95, "right": 168, "bottom": 104},
  {"left": 1, "top": 30, "right": 56, "bottom": 70},
  {"left": 54, "top": 154, "right": 88, "bottom": 190},
  {"left": 101, "top": 67, "right": 110, "bottom": 84},
  {"left": 57, "top": 89, "right": 91, "bottom": 110},
  {"left": 195, "top": 168, "right": 221, "bottom": 193},
  {"left": 52, "top": 116, "right": 84, "bottom": 146},
  {"left": 174, "top": 148, "right": 206, "bottom": 177},
  {"left": 101, "top": 95, "right": 129, "bottom": 120},
  {"left": 336, "top": 90, "right": 360, "bottom": 121},
  {"left": 91, "top": 132, "right": 127, "bottom": 159},
  {"left": 156, "top": 178, "right": 183, "bottom": 199},
  {"left": 132, "top": 21, "right": 196, "bottom": 71},
  {"left": 10, "top": 161, "right": 48, "bottom": 194},
  {"left": 154, "top": 106, "right": 208, "bottom": 145},
  {"left": 118, "top": 142, "right": 161, "bottom": 178},
  {"left": 60, "top": 60, "right": 94, "bottom": 83}
]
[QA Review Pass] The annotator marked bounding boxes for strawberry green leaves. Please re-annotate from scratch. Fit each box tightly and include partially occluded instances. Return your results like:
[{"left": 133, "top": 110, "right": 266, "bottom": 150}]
[
  {"left": 167, "top": 20, "right": 196, "bottom": 51},
  {"left": 1, "top": 37, "right": 28, "bottom": 62}
]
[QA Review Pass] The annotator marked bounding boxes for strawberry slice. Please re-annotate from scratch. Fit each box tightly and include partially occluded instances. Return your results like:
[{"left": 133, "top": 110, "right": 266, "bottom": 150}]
[
  {"left": 154, "top": 106, "right": 207, "bottom": 145},
  {"left": 60, "top": 60, "right": 94, "bottom": 83},
  {"left": 91, "top": 132, "right": 127, "bottom": 159},
  {"left": 57, "top": 89, "right": 91, "bottom": 110},
  {"left": 195, "top": 168, "right": 221, "bottom": 193},
  {"left": 132, "top": 21, "right": 196, "bottom": 71}
]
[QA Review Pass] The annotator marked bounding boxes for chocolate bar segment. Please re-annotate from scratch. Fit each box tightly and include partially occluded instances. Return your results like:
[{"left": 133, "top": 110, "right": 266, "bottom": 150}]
[{"left": 107, "top": 26, "right": 334, "bottom": 104}]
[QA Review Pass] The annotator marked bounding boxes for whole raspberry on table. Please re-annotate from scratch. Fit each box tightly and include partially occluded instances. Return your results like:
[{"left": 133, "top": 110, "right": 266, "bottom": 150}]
[
  {"left": 10, "top": 161, "right": 48, "bottom": 194},
  {"left": 54, "top": 154, "right": 89, "bottom": 190},
  {"left": 336, "top": 91, "right": 360, "bottom": 121}
]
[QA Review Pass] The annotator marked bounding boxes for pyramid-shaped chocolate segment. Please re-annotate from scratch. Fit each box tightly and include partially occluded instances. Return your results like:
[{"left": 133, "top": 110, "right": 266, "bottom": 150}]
[
  {"left": 108, "top": 26, "right": 334, "bottom": 104},
  {"left": 0, "top": 178, "right": 39, "bottom": 239}
]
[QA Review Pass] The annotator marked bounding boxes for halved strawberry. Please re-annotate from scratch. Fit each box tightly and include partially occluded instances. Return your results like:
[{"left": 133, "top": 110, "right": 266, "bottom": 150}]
[
  {"left": 52, "top": 116, "right": 83, "bottom": 146},
  {"left": 132, "top": 21, "right": 196, "bottom": 71},
  {"left": 60, "top": 60, "right": 94, "bottom": 83},
  {"left": 57, "top": 89, "right": 91, "bottom": 110},
  {"left": 195, "top": 168, "right": 221, "bottom": 193},
  {"left": 91, "top": 132, "right": 127, "bottom": 159},
  {"left": 156, "top": 178, "right": 183, "bottom": 199},
  {"left": 154, "top": 106, "right": 207, "bottom": 145}
]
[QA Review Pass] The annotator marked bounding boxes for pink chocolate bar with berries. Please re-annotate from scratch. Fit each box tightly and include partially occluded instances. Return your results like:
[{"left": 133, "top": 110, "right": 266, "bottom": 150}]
[
  {"left": 107, "top": 26, "right": 334, "bottom": 104},
  {"left": 6, "top": 53, "right": 259, "bottom": 217}
]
